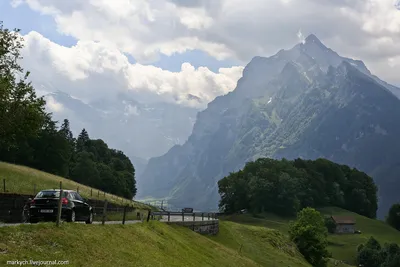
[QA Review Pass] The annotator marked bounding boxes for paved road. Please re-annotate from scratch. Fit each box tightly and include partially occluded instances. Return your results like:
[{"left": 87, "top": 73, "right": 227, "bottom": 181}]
[
  {"left": 0, "top": 215, "right": 217, "bottom": 227},
  {"left": 159, "top": 215, "right": 217, "bottom": 222},
  {"left": 0, "top": 220, "right": 142, "bottom": 227}
]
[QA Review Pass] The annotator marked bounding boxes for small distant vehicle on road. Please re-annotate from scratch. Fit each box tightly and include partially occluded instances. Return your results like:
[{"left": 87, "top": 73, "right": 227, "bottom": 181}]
[
  {"left": 182, "top": 207, "right": 193, "bottom": 213},
  {"left": 29, "top": 189, "right": 93, "bottom": 224}
]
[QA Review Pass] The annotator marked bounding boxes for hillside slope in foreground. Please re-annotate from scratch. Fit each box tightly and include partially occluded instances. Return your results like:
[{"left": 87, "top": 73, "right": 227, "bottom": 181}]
[
  {"left": 0, "top": 161, "right": 147, "bottom": 209},
  {"left": 0, "top": 221, "right": 312, "bottom": 267},
  {"left": 221, "top": 207, "right": 400, "bottom": 265}
]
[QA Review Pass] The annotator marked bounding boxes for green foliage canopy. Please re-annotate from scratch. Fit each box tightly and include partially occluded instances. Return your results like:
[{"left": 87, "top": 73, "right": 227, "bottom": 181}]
[
  {"left": 288, "top": 208, "right": 329, "bottom": 267},
  {"left": 218, "top": 157, "right": 378, "bottom": 218}
]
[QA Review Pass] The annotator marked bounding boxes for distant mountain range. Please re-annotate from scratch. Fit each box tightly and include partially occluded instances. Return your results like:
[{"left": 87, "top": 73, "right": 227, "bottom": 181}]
[
  {"left": 139, "top": 34, "right": 400, "bottom": 218},
  {"left": 45, "top": 91, "right": 199, "bottom": 176}
]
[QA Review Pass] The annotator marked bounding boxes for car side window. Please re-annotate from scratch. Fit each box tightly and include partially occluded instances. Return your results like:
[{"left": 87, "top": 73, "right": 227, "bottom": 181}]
[
  {"left": 74, "top": 192, "right": 84, "bottom": 201},
  {"left": 68, "top": 192, "right": 75, "bottom": 200}
]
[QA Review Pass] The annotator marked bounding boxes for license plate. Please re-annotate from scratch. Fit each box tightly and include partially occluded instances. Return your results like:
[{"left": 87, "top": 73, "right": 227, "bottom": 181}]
[{"left": 40, "top": 209, "right": 53, "bottom": 213}]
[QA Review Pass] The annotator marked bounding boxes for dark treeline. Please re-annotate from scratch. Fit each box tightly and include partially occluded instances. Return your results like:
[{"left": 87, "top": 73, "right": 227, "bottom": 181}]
[
  {"left": 357, "top": 237, "right": 400, "bottom": 267},
  {"left": 0, "top": 22, "right": 136, "bottom": 199},
  {"left": 218, "top": 158, "right": 378, "bottom": 218}
]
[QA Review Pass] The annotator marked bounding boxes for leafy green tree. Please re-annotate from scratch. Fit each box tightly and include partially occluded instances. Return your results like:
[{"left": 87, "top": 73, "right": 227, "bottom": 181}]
[
  {"left": 382, "top": 252, "right": 400, "bottom": 267},
  {"left": 0, "top": 22, "right": 48, "bottom": 162},
  {"left": 356, "top": 238, "right": 400, "bottom": 267},
  {"left": 218, "top": 157, "right": 377, "bottom": 218},
  {"left": 386, "top": 204, "right": 400, "bottom": 231},
  {"left": 365, "top": 236, "right": 382, "bottom": 251},
  {"left": 70, "top": 151, "right": 99, "bottom": 186},
  {"left": 357, "top": 247, "right": 382, "bottom": 267},
  {"left": 289, "top": 208, "right": 329, "bottom": 267},
  {"left": 29, "top": 118, "right": 71, "bottom": 176},
  {"left": 218, "top": 170, "right": 249, "bottom": 213}
]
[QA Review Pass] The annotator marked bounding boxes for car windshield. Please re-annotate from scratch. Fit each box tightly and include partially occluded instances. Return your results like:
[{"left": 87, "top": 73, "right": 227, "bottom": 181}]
[{"left": 35, "top": 191, "right": 67, "bottom": 198}]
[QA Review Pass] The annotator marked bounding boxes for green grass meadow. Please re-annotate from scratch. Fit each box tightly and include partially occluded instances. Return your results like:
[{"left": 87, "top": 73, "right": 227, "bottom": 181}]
[
  {"left": 0, "top": 161, "right": 148, "bottom": 209},
  {"left": 220, "top": 207, "right": 400, "bottom": 265}
]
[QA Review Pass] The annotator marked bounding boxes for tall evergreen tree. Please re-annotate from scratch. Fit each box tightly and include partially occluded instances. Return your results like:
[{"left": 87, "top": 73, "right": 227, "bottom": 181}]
[
  {"left": 0, "top": 21, "right": 48, "bottom": 162},
  {"left": 76, "top": 128, "right": 90, "bottom": 152}
]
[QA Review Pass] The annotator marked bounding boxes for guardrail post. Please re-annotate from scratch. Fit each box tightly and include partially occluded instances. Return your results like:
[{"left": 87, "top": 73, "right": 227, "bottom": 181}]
[
  {"left": 208, "top": 213, "right": 210, "bottom": 220},
  {"left": 182, "top": 211, "right": 184, "bottom": 221},
  {"left": 56, "top": 183, "right": 63, "bottom": 227},
  {"left": 102, "top": 200, "right": 108, "bottom": 225},
  {"left": 122, "top": 205, "right": 127, "bottom": 225},
  {"left": 3, "top": 179, "right": 5, "bottom": 193},
  {"left": 168, "top": 212, "right": 170, "bottom": 222},
  {"left": 193, "top": 212, "right": 195, "bottom": 222},
  {"left": 202, "top": 213, "right": 204, "bottom": 221}
]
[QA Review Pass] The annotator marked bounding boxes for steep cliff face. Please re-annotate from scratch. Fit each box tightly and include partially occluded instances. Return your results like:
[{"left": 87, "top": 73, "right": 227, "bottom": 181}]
[{"left": 139, "top": 35, "right": 400, "bottom": 217}]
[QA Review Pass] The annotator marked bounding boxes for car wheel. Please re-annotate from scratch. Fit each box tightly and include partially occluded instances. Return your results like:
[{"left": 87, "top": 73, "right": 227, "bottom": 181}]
[
  {"left": 67, "top": 210, "right": 76, "bottom": 223},
  {"left": 85, "top": 211, "right": 93, "bottom": 224}
]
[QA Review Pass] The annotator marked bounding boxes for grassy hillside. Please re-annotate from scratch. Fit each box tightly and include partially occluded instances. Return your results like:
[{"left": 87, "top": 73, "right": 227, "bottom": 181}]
[
  {"left": 0, "top": 162, "right": 148, "bottom": 209},
  {"left": 220, "top": 207, "right": 400, "bottom": 265},
  {"left": 209, "top": 221, "right": 310, "bottom": 267},
  {"left": 0, "top": 221, "right": 312, "bottom": 267}
]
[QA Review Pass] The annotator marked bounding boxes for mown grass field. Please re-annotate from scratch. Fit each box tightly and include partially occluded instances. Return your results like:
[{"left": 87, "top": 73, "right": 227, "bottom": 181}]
[
  {"left": 0, "top": 221, "right": 312, "bottom": 267},
  {"left": 220, "top": 207, "right": 400, "bottom": 265},
  {"left": 0, "top": 161, "right": 149, "bottom": 209}
]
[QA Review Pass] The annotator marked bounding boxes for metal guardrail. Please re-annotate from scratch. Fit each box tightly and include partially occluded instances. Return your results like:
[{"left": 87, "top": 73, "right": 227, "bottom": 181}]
[{"left": 151, "top": 211, "right": 218, "bottom": 222}]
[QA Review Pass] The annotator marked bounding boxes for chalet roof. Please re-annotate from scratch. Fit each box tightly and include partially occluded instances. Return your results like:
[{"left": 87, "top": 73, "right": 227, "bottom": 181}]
[{"left": 331, "top": 216, "right": 356, "bottom": 225}]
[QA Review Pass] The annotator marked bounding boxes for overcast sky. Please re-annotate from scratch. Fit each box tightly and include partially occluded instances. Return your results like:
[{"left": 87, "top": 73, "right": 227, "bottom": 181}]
[{"left": 1, "top": 0, "right": 400, "bottom": 109}]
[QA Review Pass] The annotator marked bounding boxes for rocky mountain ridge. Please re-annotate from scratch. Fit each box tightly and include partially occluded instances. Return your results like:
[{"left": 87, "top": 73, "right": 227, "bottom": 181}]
[{"left": 139, "top": 34, "right": 400, "bottom": 218}]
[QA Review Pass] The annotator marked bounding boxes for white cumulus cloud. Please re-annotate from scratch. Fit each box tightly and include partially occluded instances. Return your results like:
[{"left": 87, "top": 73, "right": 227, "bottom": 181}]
[
  {"left": 21, "top": 31, "right": 243, "bottom": 108},
  {"left": 12, "top": 0, "right": 400, "bottom": 95},
  {"left": 45, "top": 95, "right": 64, "bottom": 112}
]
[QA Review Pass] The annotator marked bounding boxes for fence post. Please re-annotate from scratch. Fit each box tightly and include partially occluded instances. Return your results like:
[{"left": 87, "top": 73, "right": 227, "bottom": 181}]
[
  {"left": 208, "top": 213, "right": 210, "bottom": 220},
  {"left": 146, "top": 210, "right": 151, "bottom": 222},
  {"left": 56, "top": 185, "right": 63, "bottom": 227},
  {"left": 202, "top": 213, "right": 204, "bottom": 221},
  {"left": 122, "top": 205, "right": 127, "bottom": 225},
  {"left": 3, "top": 178, "right": 5, "bottom": 193},
  {"left": 102, "top": 200, "right": 108, "bottom": 225},
  {"left": 91, "top": 189, "right": 92, "bottom": 197},
  {"left": 182, "top": 211, "right": 185, "bottom": 222},
  {"left": 168, "top": 212, "right": 170, "bottom": 222},
  {"left": 104, "top": 192, "right": 105, "bottom": 198}
]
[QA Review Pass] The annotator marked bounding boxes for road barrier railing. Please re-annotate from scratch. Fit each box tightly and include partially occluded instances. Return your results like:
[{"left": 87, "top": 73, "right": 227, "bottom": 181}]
[{"left": 150, "top": 211, "right": 218, "bottom": 222}]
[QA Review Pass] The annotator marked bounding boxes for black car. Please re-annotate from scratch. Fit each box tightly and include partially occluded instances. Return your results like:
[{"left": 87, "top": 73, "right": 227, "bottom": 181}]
[
  {"left": 29, "top": 189, "right": 93, "bottom": 224},
  {"left": 182, "top": 208, "right": 193, "bottom": 213}
]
